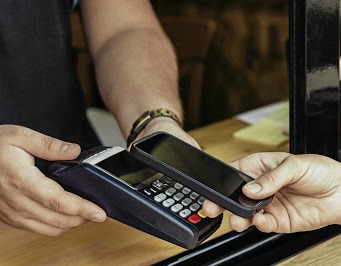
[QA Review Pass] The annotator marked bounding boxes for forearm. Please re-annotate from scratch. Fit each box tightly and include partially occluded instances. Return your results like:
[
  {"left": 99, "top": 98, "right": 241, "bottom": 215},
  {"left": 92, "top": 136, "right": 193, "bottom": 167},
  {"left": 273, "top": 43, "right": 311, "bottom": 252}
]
[{"left": 93, "top": 27, "right": 182, "bottom": 138}]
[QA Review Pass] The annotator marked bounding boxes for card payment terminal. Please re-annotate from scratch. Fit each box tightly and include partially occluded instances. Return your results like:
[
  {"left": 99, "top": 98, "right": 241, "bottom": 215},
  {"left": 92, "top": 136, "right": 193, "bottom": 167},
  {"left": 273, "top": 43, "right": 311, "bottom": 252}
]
[{"left": 47, "top": 146, "right": 223, "bottom": 249}]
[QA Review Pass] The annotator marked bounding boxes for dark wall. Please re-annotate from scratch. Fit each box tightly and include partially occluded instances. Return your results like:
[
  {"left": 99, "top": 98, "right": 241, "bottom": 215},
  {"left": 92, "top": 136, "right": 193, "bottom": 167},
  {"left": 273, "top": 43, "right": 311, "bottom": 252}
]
[{"left": 152, "top": 0, "right": 289, "bottom": 126}]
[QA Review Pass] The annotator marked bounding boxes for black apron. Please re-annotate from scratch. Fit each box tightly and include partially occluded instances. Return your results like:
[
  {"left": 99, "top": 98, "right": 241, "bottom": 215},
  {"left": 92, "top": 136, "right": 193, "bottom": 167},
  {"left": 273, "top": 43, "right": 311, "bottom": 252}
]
[{"left": 0, "top": 1, "right": 100, "bottom": 171}]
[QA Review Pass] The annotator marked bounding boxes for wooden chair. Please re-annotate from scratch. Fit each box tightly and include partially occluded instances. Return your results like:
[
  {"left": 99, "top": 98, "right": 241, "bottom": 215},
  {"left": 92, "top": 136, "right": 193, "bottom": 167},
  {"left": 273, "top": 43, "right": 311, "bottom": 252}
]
[
  {"left": 160, "top": 16, "right": 216, "bottom": 129},
  {"left": 72, "top": 14, "right": 216, "bottom": 129}
]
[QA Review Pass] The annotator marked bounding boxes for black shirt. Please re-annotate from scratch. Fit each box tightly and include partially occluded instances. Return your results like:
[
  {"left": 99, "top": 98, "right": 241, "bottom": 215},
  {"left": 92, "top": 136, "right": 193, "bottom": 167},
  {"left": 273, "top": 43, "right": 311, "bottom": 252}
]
[{"left": 0, "top": 1, "right": 100, "bottom": 170}]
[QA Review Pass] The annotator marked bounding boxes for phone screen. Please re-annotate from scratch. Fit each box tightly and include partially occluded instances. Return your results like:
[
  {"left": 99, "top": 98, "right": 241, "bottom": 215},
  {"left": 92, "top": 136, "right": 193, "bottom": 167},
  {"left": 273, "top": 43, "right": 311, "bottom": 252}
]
[
  {"left": 134, "top": 133, "right": 253, "bottom": 200},
  {"left": 96, "top": 151, "right": 162, "bottom": 189}
]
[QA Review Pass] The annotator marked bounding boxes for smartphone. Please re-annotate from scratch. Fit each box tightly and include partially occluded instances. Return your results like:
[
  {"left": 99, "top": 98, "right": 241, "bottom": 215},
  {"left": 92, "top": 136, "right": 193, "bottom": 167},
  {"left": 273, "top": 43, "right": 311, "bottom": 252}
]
[
  {"left": 47, "top": 146, "right": 223, "bottom": 249},
  {"left": 130, "top": 131, "right": 273, "bottom": 218}
]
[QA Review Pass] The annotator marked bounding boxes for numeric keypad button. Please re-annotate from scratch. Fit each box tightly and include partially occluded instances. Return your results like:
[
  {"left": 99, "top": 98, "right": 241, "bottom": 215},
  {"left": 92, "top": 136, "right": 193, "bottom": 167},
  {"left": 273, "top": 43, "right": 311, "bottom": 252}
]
[
  {"left": 190, "top": 203, "right": 200, "bottom": 212},
  {"left": 162, "top": 198, "right": 175, "bottom": 208},
  {"left": 154, "top": 193, "right": 167, "bottom": 202},
  {"left": 174, "top": 183, "right": 183, "bottom": 189},
  {"left": 198, "top": 197, "right": 206, "bottom": 205},
  {"left": 165, "top": 187, "right": 176, "bottom": 196},
  {"left": 182, "top": 187, "right": 191, "bottom": 195},
  {"left": 171, "top": 203, "right": 183, "bottom": 213},
  {"left": 181, "top": 198, "right": 192, "bottom": 206},
  {"left": 179, "top": 209, "right": 191, "bottom": 218},
  {"left": 190, "top": 192, "right": 199, "bottom": 200},
  {"left": 173, "top": 192, "right": 184, "bottom": 201}
]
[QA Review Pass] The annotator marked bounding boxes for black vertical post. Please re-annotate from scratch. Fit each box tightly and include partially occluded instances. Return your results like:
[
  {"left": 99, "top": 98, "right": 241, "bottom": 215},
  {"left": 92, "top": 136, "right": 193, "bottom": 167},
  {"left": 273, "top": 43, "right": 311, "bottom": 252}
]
[{"left": 290, "top": 0, "right": 340, "bottom": 160}]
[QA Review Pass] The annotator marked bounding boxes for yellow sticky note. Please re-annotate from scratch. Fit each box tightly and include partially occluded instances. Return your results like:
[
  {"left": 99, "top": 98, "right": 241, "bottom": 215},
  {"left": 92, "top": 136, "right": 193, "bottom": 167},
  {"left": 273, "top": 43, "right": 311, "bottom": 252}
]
[
  {"left": 263, "top": 101, "right": 289, "bottom": 134},
  {"left": 233, "top": 119, "right": 289, "bottom": 146}
]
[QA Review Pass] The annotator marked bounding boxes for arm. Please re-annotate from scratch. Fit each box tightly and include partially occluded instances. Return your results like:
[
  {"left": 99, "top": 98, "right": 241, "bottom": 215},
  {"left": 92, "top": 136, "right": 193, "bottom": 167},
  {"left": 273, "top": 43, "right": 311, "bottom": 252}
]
[{"left": 79, "top": 0, "right": 184, "bottom": 140}]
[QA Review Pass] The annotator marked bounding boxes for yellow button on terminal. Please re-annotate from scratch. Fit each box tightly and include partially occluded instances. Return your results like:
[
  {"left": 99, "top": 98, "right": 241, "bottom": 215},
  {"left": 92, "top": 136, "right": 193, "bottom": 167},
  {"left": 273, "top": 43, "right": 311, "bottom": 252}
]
[{"left": 198, "top": 209, "right": 207, "bottom": 218}]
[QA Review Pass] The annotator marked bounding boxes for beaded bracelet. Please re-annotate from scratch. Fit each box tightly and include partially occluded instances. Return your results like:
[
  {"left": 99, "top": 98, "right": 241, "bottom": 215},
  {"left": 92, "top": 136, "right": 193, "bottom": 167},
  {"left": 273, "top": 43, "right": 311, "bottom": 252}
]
[{"left": 127, "top": 108, "right": 182, "bottom": 146}]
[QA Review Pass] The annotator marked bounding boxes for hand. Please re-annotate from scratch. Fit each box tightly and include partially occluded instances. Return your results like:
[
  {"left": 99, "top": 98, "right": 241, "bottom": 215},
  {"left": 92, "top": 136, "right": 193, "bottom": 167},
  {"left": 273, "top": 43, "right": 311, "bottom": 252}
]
[
  {"left": 202, "top": 152, "right": 341, "bottom": 233},
  {"left": 0, "top": 125, "right": 106, "bottom": 236},
  {"left": 131, "top": 117, "right": 200, "bottom": 149}
]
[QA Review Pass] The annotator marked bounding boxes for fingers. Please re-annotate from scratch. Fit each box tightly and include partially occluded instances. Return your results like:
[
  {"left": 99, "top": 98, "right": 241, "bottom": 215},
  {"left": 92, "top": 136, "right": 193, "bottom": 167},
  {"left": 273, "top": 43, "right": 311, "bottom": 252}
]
[
  {"left": 0, "top": 173, "right": 106, "bottom": 236},
  {"left": 0, "top": 125, "right": 81, "bottom": 161},
  {"left": 252, "top": 212, "right": 279, "bottom": 233},
  {"left": 22, "top": 220, "right": 71, "bottom": 237},
  {"left": 230, "top": 212, "right": 278, "bottom": 233},
  {"left": 229, "top": 212, "right": 280, "bottom": 233},
  {"left": 0, "top": 197, "right": 88, "bottom": 236},
  {"left": 23, "top": 169, "right": 107, "bottom": 222},
  {"left": 1, "top": 216, "right": 70, "bottom": 237},
  {"left": 242, "top": 155, "right": 300, "bottom": 200},
  {"left": 229, "top": 214, "right": 252, "bottom": 232},
  {"left": 6, "top": 194, "right": 88, "bottom": 228},
  {"left": 23, "top": 219, "right": 71, "bottom": 237},
  {"left": 202, "top": 200, "right": 224, "bottom": 218},
  {"left": 42, "top": 190, "right": 107, "bottom": 222},
  {"left": 203, "top": 200, "right": 255, "bottom": 233},
  {"left": 228, "top": 152, "right": 291, "bottom": 177}
]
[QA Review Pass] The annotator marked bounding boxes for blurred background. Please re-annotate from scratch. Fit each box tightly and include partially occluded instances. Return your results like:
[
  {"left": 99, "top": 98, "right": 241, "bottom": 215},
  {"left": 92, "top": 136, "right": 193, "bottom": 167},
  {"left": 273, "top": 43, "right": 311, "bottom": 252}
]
[{"left": 73, "top": 0, "right": 289, "bottom": 131}]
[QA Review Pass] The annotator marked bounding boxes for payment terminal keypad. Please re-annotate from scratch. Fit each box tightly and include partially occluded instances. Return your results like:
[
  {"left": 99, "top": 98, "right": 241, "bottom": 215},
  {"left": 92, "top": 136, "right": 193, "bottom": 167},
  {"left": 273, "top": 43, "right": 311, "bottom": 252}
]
[{"left": 142, "top": 175, "right": 207, "bottom": 225}]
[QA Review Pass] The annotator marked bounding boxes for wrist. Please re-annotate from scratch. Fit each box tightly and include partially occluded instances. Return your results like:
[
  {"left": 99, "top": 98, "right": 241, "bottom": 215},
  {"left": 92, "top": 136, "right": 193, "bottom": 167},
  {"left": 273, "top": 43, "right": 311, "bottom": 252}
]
[
  {"left": 143, "top": 116, "right": 181, "bottom": 133},
  {"left": 322, "top": 179, "right": 341, "bottom": 226},
  {"left": 332, "top": 164, "right": 341, "bottom": 225},
  {"left": 126, "top": 108, "right": 182, "bottom": 146},
  {"left": 334, "top": 184, "right": 341, "bottom": 225}
]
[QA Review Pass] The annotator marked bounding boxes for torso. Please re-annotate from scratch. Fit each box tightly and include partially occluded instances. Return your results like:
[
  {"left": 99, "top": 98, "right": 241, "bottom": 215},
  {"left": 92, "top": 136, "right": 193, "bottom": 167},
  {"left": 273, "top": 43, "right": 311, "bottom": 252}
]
[{"left": 0, "top": 1, "right": 100, "bottom": 169}]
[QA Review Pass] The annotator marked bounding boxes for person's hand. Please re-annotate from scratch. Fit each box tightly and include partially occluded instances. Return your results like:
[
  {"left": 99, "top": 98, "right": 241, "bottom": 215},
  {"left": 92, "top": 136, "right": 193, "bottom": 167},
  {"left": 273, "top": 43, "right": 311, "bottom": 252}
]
[
  {"left": 202, "top": 152, "right": 341, "bottom": 233},
  {"left": 0, "top": 125, "right": 106, "bottom": 236},
  {"left": 132, "top": 117, "right": 200, "bottom": 149}
]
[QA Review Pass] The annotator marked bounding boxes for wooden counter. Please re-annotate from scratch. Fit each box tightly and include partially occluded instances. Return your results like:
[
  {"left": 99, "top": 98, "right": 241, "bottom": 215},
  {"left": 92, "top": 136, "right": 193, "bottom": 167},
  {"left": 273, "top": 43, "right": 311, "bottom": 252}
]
[{"left": 0, "top": 119, "right": 339, "bottom": 265}]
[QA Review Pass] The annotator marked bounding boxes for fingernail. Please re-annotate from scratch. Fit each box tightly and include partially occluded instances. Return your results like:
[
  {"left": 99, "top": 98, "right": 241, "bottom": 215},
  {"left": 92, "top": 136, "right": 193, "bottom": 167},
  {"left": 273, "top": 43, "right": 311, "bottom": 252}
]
[
  {"left": 244, "top": 182, "right": 262, "bottom": 194},
  {"left": 62, "top": 144, "right": 70, "bottom": 152},
  {"left": 90, "top": 213, "right": 104, "bottom": 222},
  {"left": 62, "top": 143, "right": 77, "bottom": 154}
]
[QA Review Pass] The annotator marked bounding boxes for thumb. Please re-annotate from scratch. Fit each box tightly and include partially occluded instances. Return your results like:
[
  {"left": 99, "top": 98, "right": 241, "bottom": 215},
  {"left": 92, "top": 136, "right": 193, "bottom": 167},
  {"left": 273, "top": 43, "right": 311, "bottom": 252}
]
[
  {"left": 2, "top": 125, "right": 81, "bottom": 161},
  {"left": 242, "top": 161, "right": 294, "bottom": 199}
]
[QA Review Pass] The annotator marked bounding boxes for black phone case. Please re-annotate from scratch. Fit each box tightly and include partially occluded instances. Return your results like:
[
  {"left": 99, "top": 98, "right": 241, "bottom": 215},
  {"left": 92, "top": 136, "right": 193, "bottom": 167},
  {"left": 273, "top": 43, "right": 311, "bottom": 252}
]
[{"left": 131, "top": 132, "right": 273, "bottom": 218}]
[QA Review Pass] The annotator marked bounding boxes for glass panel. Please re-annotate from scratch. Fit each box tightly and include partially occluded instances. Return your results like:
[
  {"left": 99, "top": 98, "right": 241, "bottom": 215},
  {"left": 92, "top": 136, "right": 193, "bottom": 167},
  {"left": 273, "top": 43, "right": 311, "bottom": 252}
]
[{"left": 290, "top": 0, "right": 340, "bottom": 161}]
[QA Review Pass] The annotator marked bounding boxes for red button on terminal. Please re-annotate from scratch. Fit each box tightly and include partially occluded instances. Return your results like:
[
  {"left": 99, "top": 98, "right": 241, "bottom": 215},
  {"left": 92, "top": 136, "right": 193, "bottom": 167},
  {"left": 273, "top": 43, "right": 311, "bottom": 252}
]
[{"left": 188, "top": 214, "right": 201, "bottom": 224}]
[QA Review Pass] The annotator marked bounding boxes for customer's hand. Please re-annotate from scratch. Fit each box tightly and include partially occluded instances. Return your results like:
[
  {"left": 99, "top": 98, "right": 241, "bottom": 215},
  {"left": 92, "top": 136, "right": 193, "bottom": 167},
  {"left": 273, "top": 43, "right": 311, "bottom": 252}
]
[
  {"left": 202, "top": 152, "right": 341, "bottom": 233},
  {"left": 0, "top": 125, "right": 106, "bottom": 236}
]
